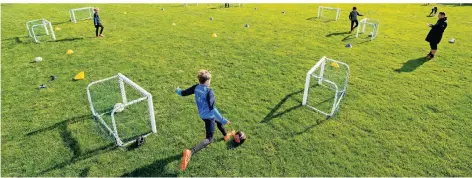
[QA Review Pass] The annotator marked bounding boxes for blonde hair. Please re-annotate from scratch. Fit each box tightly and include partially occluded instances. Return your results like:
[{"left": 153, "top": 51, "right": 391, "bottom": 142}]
[
  {"left": 197, "top": 70, "right": 211, "bottom": 84},
  {"left": 94, "top": 8, "right": 100, "bottom": 12}
]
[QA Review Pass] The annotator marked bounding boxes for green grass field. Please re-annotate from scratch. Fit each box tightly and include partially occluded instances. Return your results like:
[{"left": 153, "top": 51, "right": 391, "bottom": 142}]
[{"left": 2, "top": 3, "right": 472, "bottom": 177}]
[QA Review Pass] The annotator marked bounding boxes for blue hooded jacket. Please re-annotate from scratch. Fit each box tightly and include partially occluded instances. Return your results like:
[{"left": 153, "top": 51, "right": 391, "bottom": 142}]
[{"left": 176, "top": 84, "right": 228, "bottom": 125}]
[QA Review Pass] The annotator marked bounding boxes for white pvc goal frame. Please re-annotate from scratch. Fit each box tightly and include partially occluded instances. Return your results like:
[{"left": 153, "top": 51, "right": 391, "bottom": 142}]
[
  {"left": 317, "top": 6, "right": 341, "bottom": 21},
  {"left": 356, "top": 18, "right": 380, "bottom": 40},
  {"left": 86, "top": 73, "right": 157, "bottom": 147},
  {"left": 26, "top": 19, "right": 56, "bottom": 43},
  {"left": 302, "top": 56, "right": 350, "bottom": 118},
  {"left": 69, "top": 7, "right": 94, "bottom": 23}
]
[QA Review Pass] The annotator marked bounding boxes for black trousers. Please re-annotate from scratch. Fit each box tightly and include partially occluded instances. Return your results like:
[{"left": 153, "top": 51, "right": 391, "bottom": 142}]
[
  {"left": 95, "top": 24, "right": 104, "bottom": 36},
  {"left": 350, "top": 20, "right": 359, "bottom": 31},
  {"left": 191, "top": 119, "right": 227, "bottom": 155},
  {"left": 429, "top": 42, "right": 438, "bottom": 50},
  {"left": 225, "top": 3, "right": 230, "bottom": 8},
  {"left": 429, "top": 9, "right": 437, "bottom": 16}
]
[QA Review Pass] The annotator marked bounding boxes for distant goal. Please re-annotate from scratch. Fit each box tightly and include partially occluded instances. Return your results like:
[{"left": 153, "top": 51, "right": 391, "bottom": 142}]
[
  {"left": 317, "top": 6, "right": 341, "bottom": 21},
  {"left": 70, "top": 7, "right": 94, "bottom": 23}
]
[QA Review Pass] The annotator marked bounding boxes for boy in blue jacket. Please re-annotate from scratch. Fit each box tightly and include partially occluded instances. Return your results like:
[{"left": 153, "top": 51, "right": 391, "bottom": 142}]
[
  {"left": 176, "top": 70, "right": 234, "bottom": 171},
  {"left": 93, "top": 8, "right": 104, "bottom": 37}
]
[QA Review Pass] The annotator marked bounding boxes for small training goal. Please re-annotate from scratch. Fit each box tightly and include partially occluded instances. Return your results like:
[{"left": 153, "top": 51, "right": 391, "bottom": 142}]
[
  {"left": 26, "top": 19, "right": 56, "bottom": 43},
  {"left": 356, "top": 18, "right": 380, "bottom": 40},
  {"left": 317, "top": 6, "right": 341, "bottom": 21},
  {"left": 87, "top": 73, "right": 157, "bottom": 146},
  {"left": 302, "top": 56, "right": 350, "bottom": 118},
  {"left": 69, "top": 7, "right": 94, "bottom": 23}
]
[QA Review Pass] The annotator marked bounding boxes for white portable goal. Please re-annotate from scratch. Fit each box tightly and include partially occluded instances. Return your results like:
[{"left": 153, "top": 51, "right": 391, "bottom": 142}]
[
  {"left": 302, "top": 56, "right": 350, "bottom": 118},
  {"left": 87, "top": 73, "right": 157, "bottom": 147},
  {"left": 69, "top": 7, "right": 94, "bottom": 23},
  {"left": 356, "top": 18, "right": 380, "bottom": 40},
  {"left": 317, "top": 6, "right": 341, "bottom": 21},
  {"left": 26, "top": 19, "right": 56, "bottom": 43}
]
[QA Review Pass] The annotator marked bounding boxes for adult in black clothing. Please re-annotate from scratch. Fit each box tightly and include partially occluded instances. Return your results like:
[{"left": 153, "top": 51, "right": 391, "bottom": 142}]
[
  {"left": 425, "top": 12, "right": 448, "bottom": 59},
  {"left": 225, "top": 3, "right": 230, "bottom": 8}
]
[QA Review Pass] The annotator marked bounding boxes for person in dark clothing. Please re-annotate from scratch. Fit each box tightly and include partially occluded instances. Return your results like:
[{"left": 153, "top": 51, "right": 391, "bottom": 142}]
[
  {"left": 93, "top": 8, "right": 104, "bottom": 37},
  {"left": 225, "top": 3, "right": 230, "bottom": 8},
  {"left": 425, "top": 12, "right": 447, "bottom": 59},
  {"left": 175, "top": 70, "right": 234, "bottom": 171},
  {"left": 429, "top": 6, "right": 438, "bottom": 17},
  {"left": 349, "top": 7, "right": 364, "bottom": 33}
]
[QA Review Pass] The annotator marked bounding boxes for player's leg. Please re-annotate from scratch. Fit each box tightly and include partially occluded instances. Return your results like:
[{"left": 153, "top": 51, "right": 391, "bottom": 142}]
[
  {"left": 428, "top": 42, "right": 437, "bottom": 59},
  {"left": 216, "top": 121, "right": 235, "bottom": 141},
  {"left": 99, "top": 25, "right": 104, "bottom": 37},
  {"left": 95, "top": 25, "right": 99, "bottom": 37},
  {"left": 181, "top": 119, "right": 215, "bottom": 170},
  {"left": 353, "top": 20, "right": 359, "bottom": 29},
  {"left": 350, "top": 20, "right": 354, "bottom": 32}
]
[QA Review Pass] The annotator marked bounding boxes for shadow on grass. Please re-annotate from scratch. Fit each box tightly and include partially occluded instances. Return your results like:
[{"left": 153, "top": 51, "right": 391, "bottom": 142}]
[
  {"left": 54, "top": 37, "right": 85, "bottom": 42},
  {"left": 52, "top": 20, "right": 71, "bottom": 25},
  {"left": 326, "top": 31, "right": 349, "bottom": 37},
  {"left": 121, "top": 154, "right": 181, "bottom": 177},
  {"left": 285, "top": 119, "right": 328, "bottom": 139},
  {"left": 79, "top": 167, "right": 90, "bottom": 177},
  {"left": 3, "top": 36, "right": 26, "bottom": 44},
  {"left": 341, "top": 35, "right": 355, "bottom": 41},
  {"left": 394, "top": 57, "right": 429, "bottom": 73},
  {"left": 227, "top": 139, "right": 242, "bottom": 150},
  {"left": 260, "top": 89, "right": 304, "bottom": 123},
  {"left": 27, "top": 114, "right": 118, "bottom": 175},
  {"left": 306, "top": 17, "right": 317, "bottom": 20}
]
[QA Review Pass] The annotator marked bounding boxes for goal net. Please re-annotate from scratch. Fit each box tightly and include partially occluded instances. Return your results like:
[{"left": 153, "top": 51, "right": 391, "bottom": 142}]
[
  {"left": 356, "top": 18, "right": 380, "bottom": 40},
  {"left": 26, "top": 19, "right": 56, "bottom": 43},
  {"left": 317, "top": 6, "right": 341, "bottom": 21},
  {"left": 69, "top": 7, "right": 94, "bottom": 23},
  {"left": 302, "top": 56, "right": 350, "bottom": 118},
  {"left": 86, "top": 73, "right": 156, "bottom": 147}
]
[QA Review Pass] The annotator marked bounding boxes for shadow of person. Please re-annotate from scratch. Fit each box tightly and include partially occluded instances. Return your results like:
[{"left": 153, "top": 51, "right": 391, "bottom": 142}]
[
  {"left": 326, "top": 31, "right": 349, "bottom": 37},
  {"left": 121, "top": 154, "right": 181, "bottom": 177},
  {"left": 394, "top": 57, "right": 429, "bottom": 73}
]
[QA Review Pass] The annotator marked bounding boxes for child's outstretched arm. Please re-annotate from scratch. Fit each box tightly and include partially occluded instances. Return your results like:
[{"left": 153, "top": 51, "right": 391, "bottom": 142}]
[
  {"left": 176, "top": 84, "right": 198, "bottom": 96},
  {"left": 207, "top": 89, "right": 229, "bottom": 125}
]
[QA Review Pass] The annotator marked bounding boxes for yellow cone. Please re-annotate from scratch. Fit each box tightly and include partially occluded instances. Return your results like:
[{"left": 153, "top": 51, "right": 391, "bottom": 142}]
[
  {"left": 330, "top": 62, "right": 340, "bottom": 68},
  {"left": 55, "top": 27, "right": 61, "bottom": 31},
  {"left": 212, "top": 33, "right": 217, "bottom": 38},
  {"left": 66, "top": 49, "right": 74, "bottom": 55},
  {"left": 124, "top": 12, "right": 127, "bottom": 14},
  {"left": 74, "top": 71, "right": 85, "bottom": 80}
]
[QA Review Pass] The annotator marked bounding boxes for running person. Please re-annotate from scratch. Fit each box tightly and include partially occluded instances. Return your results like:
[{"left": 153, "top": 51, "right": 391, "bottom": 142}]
[{"left": 349, "top": 7, "right": 364, "bottom": 33}]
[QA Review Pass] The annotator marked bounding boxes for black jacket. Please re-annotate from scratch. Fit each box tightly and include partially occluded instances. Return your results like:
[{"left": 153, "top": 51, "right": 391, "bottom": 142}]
[{"left": 425, "top": 17, "right": 447, "bottom": 44}]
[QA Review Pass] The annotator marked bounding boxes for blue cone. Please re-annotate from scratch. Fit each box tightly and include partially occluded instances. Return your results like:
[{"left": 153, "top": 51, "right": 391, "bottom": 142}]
[{"left": 345, "top": 44, "right": 352, "bottom": 48}]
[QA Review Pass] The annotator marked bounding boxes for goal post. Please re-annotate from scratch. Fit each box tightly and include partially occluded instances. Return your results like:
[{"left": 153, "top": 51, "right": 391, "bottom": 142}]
[
  {"left": 86, "top": 73, "right": 156, "bottom": 147},
  {"left": 302, "top": 56, "right": 350, "bottom": 118},
  {"left": 26, "top": 19, "right": 56, "bottom": 43},
  {"left": 317, "top": 6, "right": 341, "bottom": 21},
  {"left": 69, "top": 7, "right": 94, "bottom": 23},
  {"left": 356, "top": 18, "right": 380, "bottom": 40}
]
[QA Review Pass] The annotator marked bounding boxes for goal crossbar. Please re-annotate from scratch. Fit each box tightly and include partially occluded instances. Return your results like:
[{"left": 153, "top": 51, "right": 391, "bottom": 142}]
[
  {"left": 302, "top": 56, "right": 350, "bottom": 117},
  {"left": 69, "top": 7, "right": 94, "bottom": 23},
  {"left": 86, "top": 73, "right": 157, "bottom": 147},
  {"left": 317, "top": 6, "right": 341, "bottom": 21}
]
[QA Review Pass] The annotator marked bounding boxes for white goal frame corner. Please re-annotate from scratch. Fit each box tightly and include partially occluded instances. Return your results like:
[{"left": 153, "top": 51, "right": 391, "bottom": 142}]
[{"left": 69, "top": 7, "right": 94, "bottom": 23}]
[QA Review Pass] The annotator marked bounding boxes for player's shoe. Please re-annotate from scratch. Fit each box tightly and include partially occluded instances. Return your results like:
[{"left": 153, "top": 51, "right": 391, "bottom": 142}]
[
  {"left": 224, "top": 130, "right": 236, "bottom": 142},
  {"left": 180, "top": 149, "right": 192, "bottom": 171}
]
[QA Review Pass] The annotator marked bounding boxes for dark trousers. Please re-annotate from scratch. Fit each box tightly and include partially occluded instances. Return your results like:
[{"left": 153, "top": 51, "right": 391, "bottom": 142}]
[
  {"left": 429, "top": 9, "right": 437, "bottom": 16},
  {"left": 191, "top": 119, "right": 227, "bottom": 155},
  {"left": 95, "top": 24, "right": 104, "bottom": 36},
  {"left": 429, "top": 42, "right": 438, "bottom": 50},
  {"left": 225, "top": 3, "right": 230, "bottom": 8},
  {"left": 350, "top": 20, "right": 359, "bottom": 32}
]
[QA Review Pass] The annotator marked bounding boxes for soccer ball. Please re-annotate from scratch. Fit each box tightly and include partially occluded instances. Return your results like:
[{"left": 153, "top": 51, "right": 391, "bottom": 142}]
[
  {"left": 34, "top": 57, "right": 43, "bottom": 62},
  {"left": 449, "top": 38, "right": 455, "bottom": 43},
  {"left": 114, "top": 103, "right": 125, "bottom": 113},
  {"left": 234, "top": 131, "right": 246, "bottom": 144}
]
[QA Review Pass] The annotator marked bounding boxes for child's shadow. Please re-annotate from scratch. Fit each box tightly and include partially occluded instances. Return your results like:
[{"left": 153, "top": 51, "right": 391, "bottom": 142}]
[{"left": 226, "top": 140, "right": 242, "bottom": 150}]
